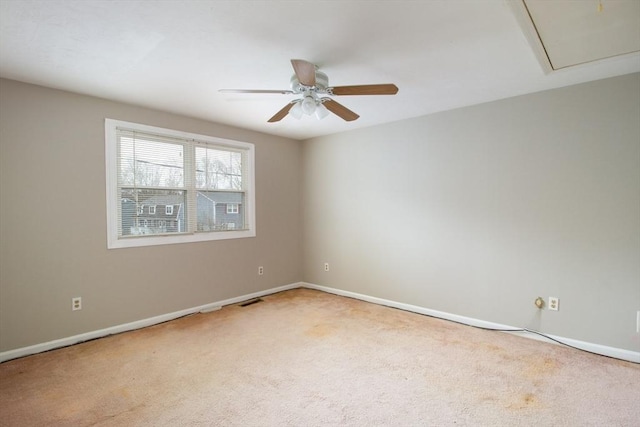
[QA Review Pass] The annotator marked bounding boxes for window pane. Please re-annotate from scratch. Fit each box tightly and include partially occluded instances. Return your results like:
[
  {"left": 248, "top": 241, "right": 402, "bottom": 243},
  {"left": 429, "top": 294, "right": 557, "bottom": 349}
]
[
  {"left": 119, "top": 136, "right": 184, "bottom": 188},
  {"left": 196, "top": 191, "right": 245, "bottom": 231},
  {"left": 120, "top": 188, "right": 186, "bottom": 236},
  {"left": 195, "top": 147, "right": 242, "bottom": 190}
]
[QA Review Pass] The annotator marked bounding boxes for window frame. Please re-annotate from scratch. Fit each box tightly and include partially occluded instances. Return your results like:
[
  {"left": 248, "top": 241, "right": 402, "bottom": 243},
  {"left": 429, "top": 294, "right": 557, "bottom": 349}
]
[{"left": 105, "top": 119, "right": 255, "bottom": 249}]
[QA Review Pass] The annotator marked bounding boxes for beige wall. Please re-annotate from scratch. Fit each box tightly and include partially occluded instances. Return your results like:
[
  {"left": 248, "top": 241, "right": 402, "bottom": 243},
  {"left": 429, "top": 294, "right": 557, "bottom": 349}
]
[
  {"left": 2, "top": 74, "right": 639, "bottom": 355},
  {"left": 0, "top": 79, "right": 302, "bottom": 352},
  {"left": 302, "top": 73, "right": 640, "bottom": 352}
]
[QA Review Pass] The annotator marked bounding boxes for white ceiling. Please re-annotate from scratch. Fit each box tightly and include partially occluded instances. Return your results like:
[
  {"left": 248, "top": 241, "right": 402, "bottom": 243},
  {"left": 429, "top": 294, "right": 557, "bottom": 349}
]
[{"left": 1, "top": 0, "right": 639, "bottom": 141}]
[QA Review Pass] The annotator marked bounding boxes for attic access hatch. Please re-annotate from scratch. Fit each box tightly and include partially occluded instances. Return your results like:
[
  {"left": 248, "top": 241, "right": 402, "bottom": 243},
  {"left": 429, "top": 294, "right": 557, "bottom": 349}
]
[{"left": 510, "top": 0, "right": 640, "bottom": 72}]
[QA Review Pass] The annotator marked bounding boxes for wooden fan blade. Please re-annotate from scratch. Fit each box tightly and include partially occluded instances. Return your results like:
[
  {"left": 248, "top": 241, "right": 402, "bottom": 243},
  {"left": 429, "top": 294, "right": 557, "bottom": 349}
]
[
  {"left": 330, "top": 84, "right": 398, "bottom": 96},
  {"left": 291, "top": 59, "right": 316, "bottom": 87},
  {"left": 219, "top": 89, "right": 294, "bottom": 94},
  {"left": 322, "top": 99, "right": 359, "bottom": 122},
  {"left": 268, "top": 102, "right": 295, "bottom": 123}
]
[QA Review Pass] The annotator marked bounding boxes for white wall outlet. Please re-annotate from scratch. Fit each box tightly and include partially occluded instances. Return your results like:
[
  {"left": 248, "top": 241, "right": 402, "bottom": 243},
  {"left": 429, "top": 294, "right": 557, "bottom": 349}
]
[
  {"left": 72, "top": 297, "right": 82, "bottom": 311},
  {"left": 324, "top": 262, "right": 329, "bottom": 272},
  {"left": 258, "top": 266, "right": 264, "bottom": 276},
  {"left": 548, "top": 297, "right": 559, "bottom": 311}
]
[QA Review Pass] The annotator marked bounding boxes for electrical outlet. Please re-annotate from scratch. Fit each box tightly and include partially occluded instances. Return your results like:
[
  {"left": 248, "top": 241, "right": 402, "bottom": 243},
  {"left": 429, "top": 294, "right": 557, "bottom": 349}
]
[
  {"left": 636, "top": 310, "right": 639, "bottom": 333},
  {"left": 258, "top": 266, "right": 264, "bottom": 276},
  {"left": 72, "top": 297, "right": 82, "bottom": 311},
  {"left": 324, "top": 262, "right": 329, "bottom": 272},
  {"left": 548, "top": 297, "right": 559, "bottom": 311}
]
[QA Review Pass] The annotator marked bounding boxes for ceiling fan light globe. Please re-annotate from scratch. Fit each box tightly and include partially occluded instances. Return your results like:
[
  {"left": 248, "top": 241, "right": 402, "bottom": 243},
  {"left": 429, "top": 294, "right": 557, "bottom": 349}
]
[
  {"left": 315, "top": 103, "right": 329, "bottom": 120},
  {"left": 290, "top": 102, "right": 303, "bottom": 119},
  {"left": 301, "top": 96, "right": 316, "bottom": 115}
]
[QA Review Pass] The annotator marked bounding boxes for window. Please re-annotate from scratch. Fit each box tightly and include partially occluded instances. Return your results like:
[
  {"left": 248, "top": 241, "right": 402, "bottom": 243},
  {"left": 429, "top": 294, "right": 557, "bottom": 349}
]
[{"left": 105, "top": 119, "right": 255, "bottom": 249}]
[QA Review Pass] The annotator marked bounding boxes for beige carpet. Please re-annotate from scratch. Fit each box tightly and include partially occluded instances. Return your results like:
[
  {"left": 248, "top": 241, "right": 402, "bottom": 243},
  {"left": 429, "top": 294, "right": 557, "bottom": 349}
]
[{"left": 1, "top": 288, "right": 638, "bottom": 426}]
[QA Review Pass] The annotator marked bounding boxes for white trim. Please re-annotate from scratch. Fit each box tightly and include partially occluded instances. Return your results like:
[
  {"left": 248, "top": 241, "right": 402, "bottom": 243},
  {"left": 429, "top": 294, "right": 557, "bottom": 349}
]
[
  {"left": 2, "top": 282, "right": 637, "bottom": 364},
  {"left": 506, "top": 0, "right": 554, "bottom": 74},
  {"left": 300, "top": 282, "right": 640, "bottom": 364},
  {"left": 105, "top": 119, "right": 119, "bottom": 249},
  {"left": 0, "top": 282, "right": 300, "bottom": 363}
]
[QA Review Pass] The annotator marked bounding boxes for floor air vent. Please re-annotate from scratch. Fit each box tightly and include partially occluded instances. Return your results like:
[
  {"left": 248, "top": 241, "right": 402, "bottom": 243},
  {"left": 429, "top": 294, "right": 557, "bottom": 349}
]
[{"left": 239, "top": 298, "right": 263, "bottom": 307}]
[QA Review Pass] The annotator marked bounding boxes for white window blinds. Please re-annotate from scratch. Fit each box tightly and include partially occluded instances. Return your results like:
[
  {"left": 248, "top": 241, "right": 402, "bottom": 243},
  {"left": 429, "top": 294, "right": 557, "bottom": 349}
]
[{"left": 105, "top": 119, "right": 255, "bottom": 248}]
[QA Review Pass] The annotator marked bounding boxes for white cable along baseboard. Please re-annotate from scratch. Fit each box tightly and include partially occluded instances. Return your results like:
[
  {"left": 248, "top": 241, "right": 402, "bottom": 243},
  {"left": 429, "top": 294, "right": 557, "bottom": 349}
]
[{"left": 300, "top": 282, "right": 640, "bottom": 364}]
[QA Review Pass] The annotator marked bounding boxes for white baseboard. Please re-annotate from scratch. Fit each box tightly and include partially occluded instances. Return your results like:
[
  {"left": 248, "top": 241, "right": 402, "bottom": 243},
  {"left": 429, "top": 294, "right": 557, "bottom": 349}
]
[
  {"left": 0, "top": 282, "right": 300, "bottom": 363},
  {"left": 3, "top": 282, "right": 638, "bottom": 364},
  {"left": 300, "top": 282, "right": 640, "bottom": 364}
]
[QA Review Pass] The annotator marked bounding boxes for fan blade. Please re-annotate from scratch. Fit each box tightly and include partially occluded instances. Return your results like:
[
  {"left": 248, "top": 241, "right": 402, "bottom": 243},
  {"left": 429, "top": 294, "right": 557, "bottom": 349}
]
[
  {"left": 219, "top": 89, "right": 294, "bottom": 94},
  {"left": 322, "top": 99, "right": 359, "bottom": 122},
  {"left": 291, "top": 59, "right": 316, "bottom": 87},
  {"left": 268, "top": 102, "right": 296, "bottom": 123},
  {"left": 330, "top": 84, "right": 398, "bottom": 96}
]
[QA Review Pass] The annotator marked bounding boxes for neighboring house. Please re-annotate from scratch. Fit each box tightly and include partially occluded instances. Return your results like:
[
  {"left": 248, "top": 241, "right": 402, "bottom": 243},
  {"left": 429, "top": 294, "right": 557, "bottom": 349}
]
[
  {"left": 121, "top": 194, "right": 185, "bottom": 235},
  {"left": 121, "top": 192, "right": 243, "bottom": 235},
  {"left": 197, "top": 191, "right": 243, "bottom": 231}
]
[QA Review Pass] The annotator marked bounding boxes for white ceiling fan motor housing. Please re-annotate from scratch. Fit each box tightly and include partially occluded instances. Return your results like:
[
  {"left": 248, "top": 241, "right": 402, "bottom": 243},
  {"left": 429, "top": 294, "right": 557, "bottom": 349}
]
[{"left": 290, "top": 70, "right": 329, "bottom": 94}]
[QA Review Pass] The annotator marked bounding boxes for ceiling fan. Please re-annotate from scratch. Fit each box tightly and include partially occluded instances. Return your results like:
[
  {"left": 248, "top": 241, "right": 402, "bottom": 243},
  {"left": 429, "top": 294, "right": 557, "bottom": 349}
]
[{"left": 219, "top": 59, "right": 399, "bottom": 123}]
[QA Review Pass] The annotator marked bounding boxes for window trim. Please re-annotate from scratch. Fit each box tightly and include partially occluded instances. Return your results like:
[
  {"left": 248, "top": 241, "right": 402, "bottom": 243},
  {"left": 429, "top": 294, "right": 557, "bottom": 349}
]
[{"left": 105, "top": 119, "right": 256, "bottom": 249}]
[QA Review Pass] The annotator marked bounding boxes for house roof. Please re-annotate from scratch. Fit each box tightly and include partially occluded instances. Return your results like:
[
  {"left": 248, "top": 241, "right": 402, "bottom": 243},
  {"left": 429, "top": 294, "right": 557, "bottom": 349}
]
[
  {"left": 197, "top": 192, "right": 242, "bottom": 205},
  {"left": 132, "top": 194, "right": 184, "bottom": 207}
]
